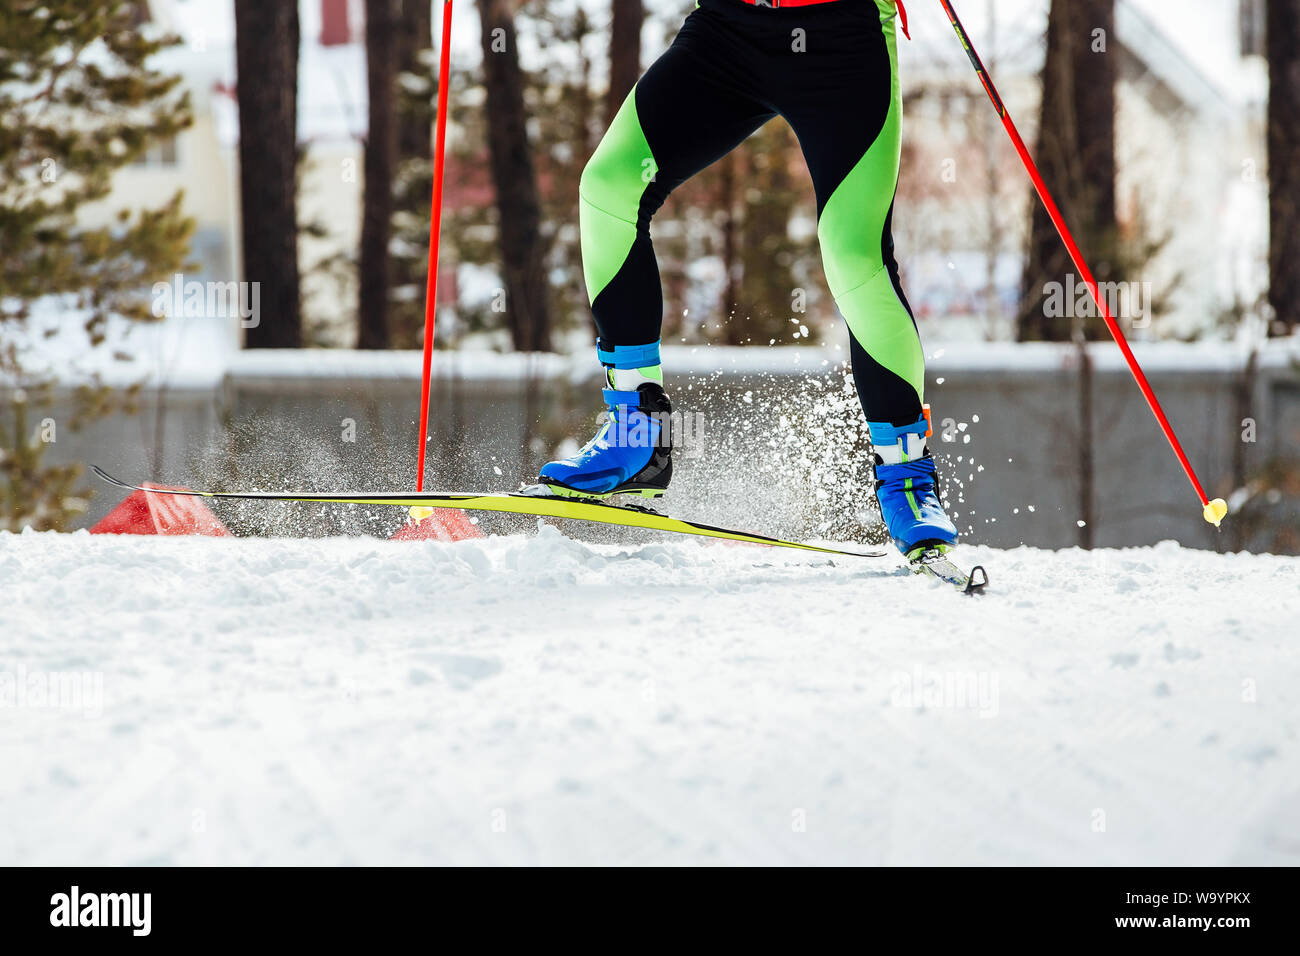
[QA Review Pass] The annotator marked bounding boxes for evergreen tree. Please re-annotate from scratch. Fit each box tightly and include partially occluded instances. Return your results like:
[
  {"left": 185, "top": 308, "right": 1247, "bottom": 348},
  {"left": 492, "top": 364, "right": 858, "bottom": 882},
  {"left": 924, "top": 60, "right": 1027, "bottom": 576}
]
[{"left": 0, "top": 0, "right": 193, "bottom": 530}]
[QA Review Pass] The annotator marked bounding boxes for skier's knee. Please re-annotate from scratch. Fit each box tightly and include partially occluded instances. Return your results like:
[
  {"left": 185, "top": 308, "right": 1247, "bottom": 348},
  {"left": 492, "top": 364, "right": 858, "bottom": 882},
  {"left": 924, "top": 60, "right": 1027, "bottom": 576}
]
[
  {"left": 821, "top": 243, "right": 887, "bottom": 303},
  {"left": 579, "top": 148, "right": 649, "bottom": 228},
  {"left": 580, "top": 88, "right": 660, "bottom": 228},
  {"left": 579, "top": 153, "right": 621, "bottom": 219}
]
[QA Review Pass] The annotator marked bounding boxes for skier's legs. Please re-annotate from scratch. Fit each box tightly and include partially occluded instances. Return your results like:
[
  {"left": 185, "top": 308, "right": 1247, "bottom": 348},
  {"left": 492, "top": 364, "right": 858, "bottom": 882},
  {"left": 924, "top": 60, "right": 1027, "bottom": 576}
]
[
  {"left": 778, "top": 0, "right": 924, "bottom": 428},
  {"left": 771, "top": 0, "right": 954, "bottom": 553},
  {"left": 540, "top": 8, "right": 775, "bottom": 497},
  {"left": 580, "top": 9, "right": 775, "bottom": 364}
]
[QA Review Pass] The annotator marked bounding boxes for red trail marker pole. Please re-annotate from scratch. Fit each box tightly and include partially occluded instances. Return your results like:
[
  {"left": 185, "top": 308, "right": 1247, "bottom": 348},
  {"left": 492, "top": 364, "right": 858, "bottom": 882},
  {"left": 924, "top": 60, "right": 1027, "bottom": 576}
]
[
  {"left": 938, "top": 0, "right": 1227, "bottom": 527},
  {"left": 401, "top": 1, "right": 481, "bottom": 540},
  {"left": 416, "top": 0, "right": 457, "bottom": 493}
]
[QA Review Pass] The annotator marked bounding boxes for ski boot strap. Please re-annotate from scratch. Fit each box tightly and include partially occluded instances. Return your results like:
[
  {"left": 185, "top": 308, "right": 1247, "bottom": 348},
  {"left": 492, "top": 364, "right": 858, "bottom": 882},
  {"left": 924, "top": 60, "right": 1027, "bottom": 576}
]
[
  {"left": 597, "top": 339, "right": 660, "bottom": 370},
  {"left": 602, "top": 388, "right": 642, "bottom": 410},
  {"left": 867, "top": 406, "right": 932, "bottom": 446},
  {"left": 875, "top": 457, "right": 939, "bottom": 489}
]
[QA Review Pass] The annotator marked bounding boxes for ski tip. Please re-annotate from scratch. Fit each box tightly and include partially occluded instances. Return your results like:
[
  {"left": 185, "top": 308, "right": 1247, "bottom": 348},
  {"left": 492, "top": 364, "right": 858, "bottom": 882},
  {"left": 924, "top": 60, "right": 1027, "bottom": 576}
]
[{"left": 90, "top": 465, "right": 134, "bottom": 490}]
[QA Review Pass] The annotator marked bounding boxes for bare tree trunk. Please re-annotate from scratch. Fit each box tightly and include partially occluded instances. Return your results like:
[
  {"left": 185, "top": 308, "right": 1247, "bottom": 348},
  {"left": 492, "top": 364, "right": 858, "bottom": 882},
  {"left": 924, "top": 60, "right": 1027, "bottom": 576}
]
[
  {"left": 1268, "top": 0, "right": 1300, "bottom": 335},
  {"left": 1019, "top": 0, "right": 1116, "bottom": 342},
  {"left": 477, "top": 0, "right": 553, "bottom": 352},
  {"left": 358, "top": 0, "right": 397, "bottom": 349},
  {"left": 577, "top": 15, "right": 595, "bottom": 157},
  {"left": 234, "top": 0, "right": 301, "bottom": 348},
  {"left": 607, "top": 0, "right": 643, "bottom": 125},
  {"left": 571, "top": 9, "right": 598, "bottom": 340},
  {"left": 397, "top": 0, "right": 434, "bottom": 166},
  {"left": 735, "top": 126, "right": 799, "bottom": 346},
  {"left": 387, "top": 0, "right": 435, "bottom": 348}
]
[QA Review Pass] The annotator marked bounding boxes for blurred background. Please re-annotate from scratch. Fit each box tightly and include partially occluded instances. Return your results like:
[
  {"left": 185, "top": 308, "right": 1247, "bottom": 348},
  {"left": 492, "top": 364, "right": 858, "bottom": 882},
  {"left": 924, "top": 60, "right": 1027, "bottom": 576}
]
[{"left": 1, "top": 0, "right": 1297, "bottom": 552}]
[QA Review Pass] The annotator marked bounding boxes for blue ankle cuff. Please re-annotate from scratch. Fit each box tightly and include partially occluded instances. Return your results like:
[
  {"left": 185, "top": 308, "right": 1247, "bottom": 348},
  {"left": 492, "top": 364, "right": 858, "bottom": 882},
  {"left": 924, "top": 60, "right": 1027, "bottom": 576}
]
[
  {"left": 602, "top": 388, "right": 642, "bottom": 408},
  {"left": 868, "top": 415, "right": 929, "bottom": 446},
  {"left": 597, "top": 339, "right": 661, "bottom": 369}
]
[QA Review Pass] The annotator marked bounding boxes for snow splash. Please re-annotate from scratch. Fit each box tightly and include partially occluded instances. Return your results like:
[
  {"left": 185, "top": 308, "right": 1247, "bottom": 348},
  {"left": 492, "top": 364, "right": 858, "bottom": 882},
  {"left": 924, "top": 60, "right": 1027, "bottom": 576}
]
[
  {"left": 170, "top": 359, "right": 985, "bottom": 547},
  {"left": 667, "top": 361, "right": 982, "bottom": 546},
  {"left": 186, "top": 416, "right": 420, "bottom": 538}
]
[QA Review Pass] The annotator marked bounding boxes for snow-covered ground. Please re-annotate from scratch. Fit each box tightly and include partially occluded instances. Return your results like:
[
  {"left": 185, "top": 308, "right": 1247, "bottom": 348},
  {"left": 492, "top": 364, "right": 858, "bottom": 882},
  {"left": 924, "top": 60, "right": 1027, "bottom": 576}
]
[{"left": 1, "top": 528, "right": 1296, "bottom": 866}]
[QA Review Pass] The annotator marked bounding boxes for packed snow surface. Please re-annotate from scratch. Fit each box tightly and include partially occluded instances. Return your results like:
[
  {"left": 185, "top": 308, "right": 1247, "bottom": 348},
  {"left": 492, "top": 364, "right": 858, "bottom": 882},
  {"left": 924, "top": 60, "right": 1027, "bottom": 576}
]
[{"left": 1, "top": 528, "right": 1296, "bottom": 866}]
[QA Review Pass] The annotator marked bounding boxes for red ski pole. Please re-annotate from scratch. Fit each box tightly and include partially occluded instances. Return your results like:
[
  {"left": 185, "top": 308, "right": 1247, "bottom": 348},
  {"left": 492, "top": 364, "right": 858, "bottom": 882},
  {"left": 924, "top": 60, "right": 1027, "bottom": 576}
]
[
  {"left": 416, "top": 0, "right": 456, "bottom": 494},
  {"left": 938, "top": 0, "right": 1227, "bottom": 527}
]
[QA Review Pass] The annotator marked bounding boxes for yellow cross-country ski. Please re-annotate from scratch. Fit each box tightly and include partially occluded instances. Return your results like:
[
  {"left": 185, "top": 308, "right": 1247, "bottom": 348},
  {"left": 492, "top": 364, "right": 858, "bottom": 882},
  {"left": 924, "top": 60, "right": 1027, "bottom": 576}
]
[{"left": 92, "top": 466, "right": 887, "bottom": 559}]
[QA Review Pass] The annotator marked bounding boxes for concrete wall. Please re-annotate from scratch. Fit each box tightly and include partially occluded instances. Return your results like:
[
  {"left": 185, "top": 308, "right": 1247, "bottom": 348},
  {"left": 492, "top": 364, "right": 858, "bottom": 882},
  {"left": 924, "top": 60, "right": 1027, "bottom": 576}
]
[{"left": 28, "top": 343, "right": 1300, "bottom": 553}]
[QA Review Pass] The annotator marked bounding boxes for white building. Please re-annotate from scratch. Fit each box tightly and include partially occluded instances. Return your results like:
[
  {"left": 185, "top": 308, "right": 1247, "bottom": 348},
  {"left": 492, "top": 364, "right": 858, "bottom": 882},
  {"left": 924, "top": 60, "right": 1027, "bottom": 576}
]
[{"left": 894, "top": 0, "right": 1270, "bottom": 341}]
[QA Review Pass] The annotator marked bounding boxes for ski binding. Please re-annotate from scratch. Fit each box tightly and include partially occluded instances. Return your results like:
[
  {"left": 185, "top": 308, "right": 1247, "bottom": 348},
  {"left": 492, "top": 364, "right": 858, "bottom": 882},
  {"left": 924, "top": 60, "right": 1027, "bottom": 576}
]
[{"left": 908, "top": 545, "right": 988, "bottom": 594}]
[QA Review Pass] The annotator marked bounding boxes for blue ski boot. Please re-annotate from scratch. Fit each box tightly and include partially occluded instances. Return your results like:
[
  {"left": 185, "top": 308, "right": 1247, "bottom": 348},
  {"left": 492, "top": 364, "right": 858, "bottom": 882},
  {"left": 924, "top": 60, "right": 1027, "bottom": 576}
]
[
  {"left": 868, "top": 411, "right": 959, "bottom": 560},
  {"left": 538, "top": 340, "right": 672, "bottom": 500}
]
